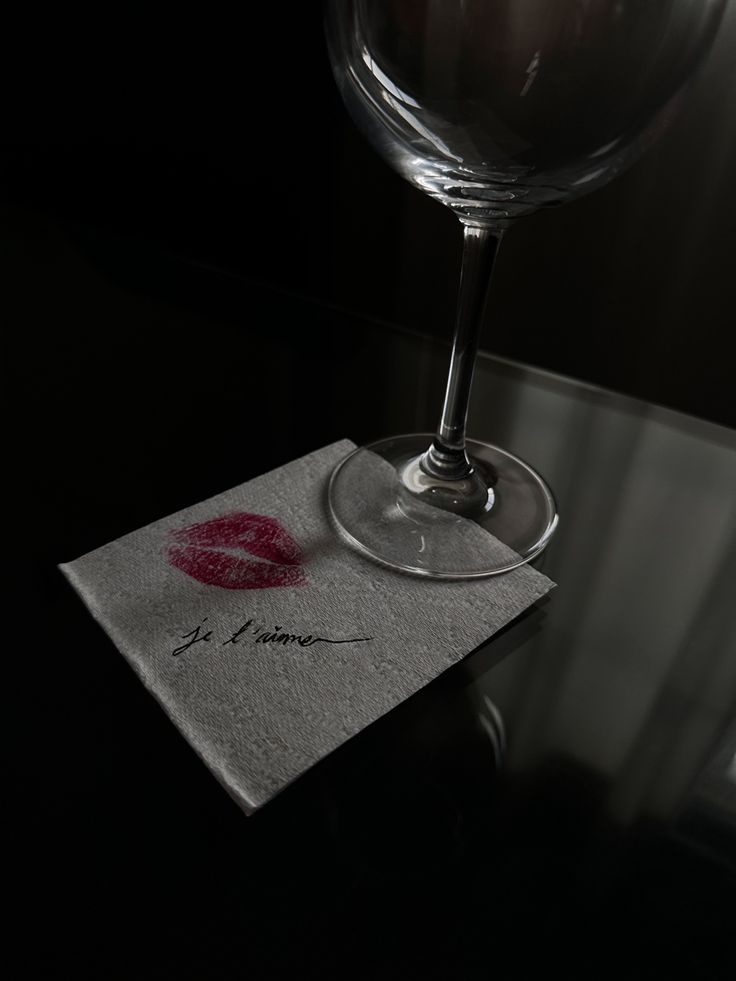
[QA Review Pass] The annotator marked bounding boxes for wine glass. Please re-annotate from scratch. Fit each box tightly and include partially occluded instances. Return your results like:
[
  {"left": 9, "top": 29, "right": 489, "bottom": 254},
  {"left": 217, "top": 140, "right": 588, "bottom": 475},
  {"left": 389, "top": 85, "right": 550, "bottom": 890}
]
[{"left": 324, "top": 0, "right": 726, "bottom": 578}]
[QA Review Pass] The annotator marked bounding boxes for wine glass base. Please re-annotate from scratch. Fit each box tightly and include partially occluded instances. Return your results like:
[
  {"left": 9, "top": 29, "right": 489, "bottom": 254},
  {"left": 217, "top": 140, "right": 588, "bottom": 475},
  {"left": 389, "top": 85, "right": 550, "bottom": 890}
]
[{"left": 328, "top": 435, "right": 558, "bottom": 579}]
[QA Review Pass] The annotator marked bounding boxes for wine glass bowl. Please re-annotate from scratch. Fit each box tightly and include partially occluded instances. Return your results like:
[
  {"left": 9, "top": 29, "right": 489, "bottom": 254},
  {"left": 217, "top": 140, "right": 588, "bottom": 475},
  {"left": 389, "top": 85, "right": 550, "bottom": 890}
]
[
  {"left": 325, "top": 0, "right": 726, "bottom": 578},
  {"left": 327, "top": 0, "right": 726, "bottom": 224}
]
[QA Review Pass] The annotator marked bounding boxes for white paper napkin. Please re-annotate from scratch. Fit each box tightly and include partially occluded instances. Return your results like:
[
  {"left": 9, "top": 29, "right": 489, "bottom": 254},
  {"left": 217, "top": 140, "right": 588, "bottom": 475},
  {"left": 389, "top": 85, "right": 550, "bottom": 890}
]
[{"left": 60, "top": 439, "right": 554, "bottom": 812}]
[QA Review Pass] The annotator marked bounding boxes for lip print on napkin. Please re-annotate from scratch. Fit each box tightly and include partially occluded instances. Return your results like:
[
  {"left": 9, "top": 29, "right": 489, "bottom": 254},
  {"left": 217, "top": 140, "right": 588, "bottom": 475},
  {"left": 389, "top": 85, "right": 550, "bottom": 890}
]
[{"left": 167, "top": 512, "right": 307, "bottom": 590}]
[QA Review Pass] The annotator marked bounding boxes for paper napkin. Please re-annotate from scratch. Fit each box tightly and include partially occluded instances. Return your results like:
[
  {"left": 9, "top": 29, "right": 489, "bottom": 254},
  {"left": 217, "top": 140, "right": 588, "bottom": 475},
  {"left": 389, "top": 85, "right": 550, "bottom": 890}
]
[{"left": 60, "top": 439, "right": 554, "bottom": 812}]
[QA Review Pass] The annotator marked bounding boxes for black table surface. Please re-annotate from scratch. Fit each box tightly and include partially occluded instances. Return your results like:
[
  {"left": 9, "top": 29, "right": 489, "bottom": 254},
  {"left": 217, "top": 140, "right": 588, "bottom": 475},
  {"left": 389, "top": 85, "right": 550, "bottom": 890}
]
[{"left": 6, "top": 210, "right": 736, "bottom": 980}]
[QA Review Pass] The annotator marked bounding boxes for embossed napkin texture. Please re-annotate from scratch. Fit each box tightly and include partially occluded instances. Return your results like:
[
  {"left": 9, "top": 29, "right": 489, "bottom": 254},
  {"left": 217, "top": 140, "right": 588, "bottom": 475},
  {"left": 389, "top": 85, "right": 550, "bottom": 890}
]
[{"left": 60, "top": 440, "right": 554, "bottom": 813}]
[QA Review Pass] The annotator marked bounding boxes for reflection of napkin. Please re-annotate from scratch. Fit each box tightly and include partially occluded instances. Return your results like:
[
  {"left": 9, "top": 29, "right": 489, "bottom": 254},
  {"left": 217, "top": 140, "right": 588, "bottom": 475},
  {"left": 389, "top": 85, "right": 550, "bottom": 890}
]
[{"left": 60, "top": 440, "right": 554, "bottom": 813}]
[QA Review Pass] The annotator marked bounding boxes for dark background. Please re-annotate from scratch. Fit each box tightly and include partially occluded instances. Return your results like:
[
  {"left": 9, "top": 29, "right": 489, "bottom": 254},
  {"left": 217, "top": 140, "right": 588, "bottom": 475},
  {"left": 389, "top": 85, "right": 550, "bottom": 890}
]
[
  {"left": 2, "top": 3, "right": 736, "bottom": 428},
  {"left": 3, "top": 9, "right": 735, "bottom": 978}
]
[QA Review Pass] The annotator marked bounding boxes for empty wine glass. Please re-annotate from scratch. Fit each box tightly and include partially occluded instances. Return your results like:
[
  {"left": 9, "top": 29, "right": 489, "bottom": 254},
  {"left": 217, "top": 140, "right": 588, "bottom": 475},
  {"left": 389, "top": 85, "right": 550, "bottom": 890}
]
[{"left": 325, "top": 0, "right": 726, "bottom": 578}]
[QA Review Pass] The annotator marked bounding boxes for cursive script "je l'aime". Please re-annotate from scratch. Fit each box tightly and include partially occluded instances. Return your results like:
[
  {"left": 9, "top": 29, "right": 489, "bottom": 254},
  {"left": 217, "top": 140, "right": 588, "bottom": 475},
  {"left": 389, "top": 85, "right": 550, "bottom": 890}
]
[{"left": 171, "top": 617, "right": 373, "bottom": 657}]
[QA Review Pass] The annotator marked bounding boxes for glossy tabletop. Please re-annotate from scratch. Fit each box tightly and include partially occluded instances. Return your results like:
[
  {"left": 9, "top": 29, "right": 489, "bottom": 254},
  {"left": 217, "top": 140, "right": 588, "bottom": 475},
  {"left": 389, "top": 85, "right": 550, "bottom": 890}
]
[{"left": 7, "top": 212, "right": 736, "bottom": 980}]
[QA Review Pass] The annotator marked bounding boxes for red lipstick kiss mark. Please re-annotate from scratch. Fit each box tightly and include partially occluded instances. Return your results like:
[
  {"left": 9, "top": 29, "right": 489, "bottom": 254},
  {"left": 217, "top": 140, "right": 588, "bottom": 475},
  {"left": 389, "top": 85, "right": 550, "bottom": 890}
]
[{"left": 167, "top": 512, "right": 307, "bottom": 590}]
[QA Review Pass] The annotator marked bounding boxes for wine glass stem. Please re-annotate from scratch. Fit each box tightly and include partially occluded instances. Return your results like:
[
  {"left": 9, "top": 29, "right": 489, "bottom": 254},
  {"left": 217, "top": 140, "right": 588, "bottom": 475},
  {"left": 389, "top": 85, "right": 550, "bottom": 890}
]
[{"left": 424, "top": 221, "right": 503, "bottom": 480}]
